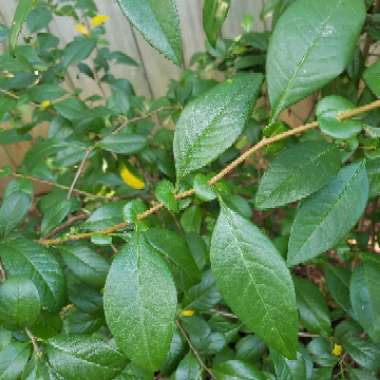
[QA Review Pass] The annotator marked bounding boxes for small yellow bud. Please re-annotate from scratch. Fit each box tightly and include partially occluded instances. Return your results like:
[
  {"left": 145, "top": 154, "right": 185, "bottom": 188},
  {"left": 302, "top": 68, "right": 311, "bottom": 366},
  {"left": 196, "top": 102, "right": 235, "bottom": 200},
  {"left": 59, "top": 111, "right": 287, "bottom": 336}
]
[
  {"left": 40, "top": 100, "right": 51, "bottom": 109},
  {"left": 180, "top": 309, "right": 195, "bottom": 317},
  {"left": 75, "top": 23, "right": 90, "bottom": 36},
  {"left": 90, "top": 15, "right": 109, "bottom": 27},
  {"left": 119, "top": 163, "right": 145, "bottom": 190},
  {"left": 331, "top": 343, "right": 343, "bottom": 357}
]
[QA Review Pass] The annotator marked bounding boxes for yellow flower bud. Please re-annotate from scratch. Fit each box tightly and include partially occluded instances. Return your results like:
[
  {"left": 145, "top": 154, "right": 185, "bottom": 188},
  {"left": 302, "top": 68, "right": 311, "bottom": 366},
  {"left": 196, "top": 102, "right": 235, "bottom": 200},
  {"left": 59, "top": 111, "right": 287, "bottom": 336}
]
[
  {"left": 119, "top": 163, "right": 145, "bottom": 190},
  {"left": 331, "top": 343, "right": 343, "bottom": 357},
  {"left": 75, "top": 23, "right": 90, "bottom": 36},
  {"left": 90, "top": 15, "right": 109, "bottom": 27},
  {"left": 180, "top": 309, "right": 195, "bottom": 317},
  {"left": 40, "top": 100, "right": 51, "bottom": 109}
]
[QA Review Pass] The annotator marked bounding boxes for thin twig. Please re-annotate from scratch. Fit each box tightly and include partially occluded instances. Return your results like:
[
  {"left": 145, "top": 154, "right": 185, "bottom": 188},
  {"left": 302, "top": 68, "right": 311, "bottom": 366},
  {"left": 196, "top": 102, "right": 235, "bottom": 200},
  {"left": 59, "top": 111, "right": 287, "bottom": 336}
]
[
  {"left": 42, "top": 213, "right": 89, "bottom": 240},
  {"left": 25, "top": 327, "right": 43, "bottom": 358},
  {"left": 176, "top": 320, "right": 215, "bottom": 379},
  {"left": 38, "top": 99, "right": 380, "bottom": 246}
]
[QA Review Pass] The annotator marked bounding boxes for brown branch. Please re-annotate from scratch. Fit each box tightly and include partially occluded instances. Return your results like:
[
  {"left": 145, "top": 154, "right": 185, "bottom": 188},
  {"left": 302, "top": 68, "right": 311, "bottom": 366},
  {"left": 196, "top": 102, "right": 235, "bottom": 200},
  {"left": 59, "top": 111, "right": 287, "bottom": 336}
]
[
  {"left": 38, "top": 99, "right": 380, "bottom": 247},
  {"left": 25, "top": 327, "right": 43, "bottom": 358}
]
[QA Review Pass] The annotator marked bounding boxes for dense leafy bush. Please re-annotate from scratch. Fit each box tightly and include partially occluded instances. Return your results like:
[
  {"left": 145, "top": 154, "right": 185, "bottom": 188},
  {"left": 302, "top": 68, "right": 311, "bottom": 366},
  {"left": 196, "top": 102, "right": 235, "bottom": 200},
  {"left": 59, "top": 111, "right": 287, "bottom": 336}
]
[{"left": 1, "top": 0, "right": 380, "bottom": 378}]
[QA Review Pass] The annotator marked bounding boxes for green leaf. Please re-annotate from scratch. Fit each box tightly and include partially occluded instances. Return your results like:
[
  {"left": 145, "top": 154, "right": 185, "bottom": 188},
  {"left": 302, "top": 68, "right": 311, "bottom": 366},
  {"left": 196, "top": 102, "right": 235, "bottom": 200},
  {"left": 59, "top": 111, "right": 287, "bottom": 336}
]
[
  {"left": 27, "top": 84, "right": 66, "bottom": 103},
  {"left": 271, "top": 350, "right": 307, "bottom": 380},
  {"left": 117, "top": 0, "right": 183, "bottom": 65},
  {"left": 316, "top": 96, "right": 362, "bottom": 139},
  {"left": 173, "top": 352, "right": 202, "bottom": 380},
  {"left": 363, "top": 60, "right": 380, "bottom": 97},
  {"left": 203, "top": 0, "right": 230, "bottom": 46},
  {"left": 349, "top": 368, "right": 379, "bottom": 380},
  {"left": 174, "top": 74, "right": 263, "bottom": 179},
  {"left": 155, "top": 180, "right": 178, "bottom": 212},
  {"left": 0, "top": 178, "right": 33, "bottom": 237},
  {"left": 350, "top": 254, "right": 380, "bottom": 343},
  {"left": 113, "top": 364, "right": 152, "bottom": 380},
  {"left": 210, "top": 203, "right": 298, "bottom": 358},
  {"left": 9, "top": 0, "right": 37, "bottom": 51},
  {"left": 59, "top": 243, "right": 110, "bottom": 289},
  {"left": 26, "top": 6, "right": 52, "bottom": 33},
  {"left": 213, "top": 360, "right": 266, "bottom": 380},
  {"left": 294, "top": 276, "right": 331, "bottom": 335},
  {"left": 62, "top": 37, "right": 96, "bottom": 68},
  {"left": 266, "top": 0, "right": 366, "bottom": 120},
  {"left": 255, "top": 141, "right": 341, "bottom": 209},
  {"left": 367, "top": 158, "right": 380, "bottom": 197},
  {"left": 143, "top": 228, "right": 201, "bottom": 290},
  {"left": 40, "top": 200, "right": 71, "bottom": 237},
  {"left": 46, "top": 336, "right": 127, "bottom": 380},
  {"left": 324, "top": 264, "right": 351, "bottom": 312},
  {"left": 0, "top": 342, "right": 31, "bottom": 380},
  {"left": 104, "top": 233, "right": 177, "bottom": 371},
  {"left": 21, "top": 355, "right": 51, "bottom": 380},
  {"left": 307, "top": 337, "right": 338, "bottom": 367},
  {"left": 287, "top": 161, "right": 368, "bottom": 266},
  {"left": 193, "top": 174, "right": 216, "bottom": 202},
  {"left": 0, "top": 276, "right": 41, "bottom": 330},
  {"left": 98, "top": 133, "right": 147, "bottom": 154},
  {"left": 0, "top": 237, "right": 65, "bottom": 312},
  {"left": 235, "top": 336, "right": 266, "bottom": 363},
  {"left": 84, "top": 201, "right": 125, "bottom": 231}
]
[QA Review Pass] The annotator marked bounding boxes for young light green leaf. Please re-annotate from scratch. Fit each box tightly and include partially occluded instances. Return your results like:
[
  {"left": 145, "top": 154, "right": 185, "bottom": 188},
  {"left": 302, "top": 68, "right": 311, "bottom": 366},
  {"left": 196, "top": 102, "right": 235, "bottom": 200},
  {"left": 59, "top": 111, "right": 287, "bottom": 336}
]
[
  {"left": 213, "top": 360, "right": 266, "bottom": 380},
  {"left": 59, "top": 243, "right": 110, "bottom": 289},
  {"left": 0, "top": 237, "right": 65, "bottom": 312},
  {"left": 9, "top": 0, "right": 37, "bottom": 51},
  {"left": 117, "top": 0, "right": 183, "bottom": 65},
  {"left": 350, "top": 254, "right": 380, "bottom": 343},
  {"left": 0, "top": 342, "right": 31, "bottom": 379},
  {"left": 174, "top": 74, "right": 263, "bottom": 179},
  {"left": 203, "top": 0, "right": 231, "bottom": 46},
  {"left": 143, "top": 228, "right": 201, "bottom": 290},
  {"left": 363, "top": 60, "right": 380, "bottom": 97},
  {"left": 0, "top": 178, "right": 33, "bottom": 237},
  {"left": 210, "top": 203, "right": 298, "bottom": 358},
  {"left": 288, "top": 161, "right": 368, "bottom": 266},
  {"left": 267, "top": 0, "right": 366, "bottom": 120},
  {"left": 0, "top": 276, "right": 41, "bottom": 330},
  {"left": 255, "top": 141, "right": 341, "bottom": 209},
  {"left": 46, "top": 336, "right": 127, "bottom": 380},
  {"left": 294, "top": 276, "right": 331, "bottom": 335},
  {"left": 104, "top": 233, "right": 177, "bottom": 371}
]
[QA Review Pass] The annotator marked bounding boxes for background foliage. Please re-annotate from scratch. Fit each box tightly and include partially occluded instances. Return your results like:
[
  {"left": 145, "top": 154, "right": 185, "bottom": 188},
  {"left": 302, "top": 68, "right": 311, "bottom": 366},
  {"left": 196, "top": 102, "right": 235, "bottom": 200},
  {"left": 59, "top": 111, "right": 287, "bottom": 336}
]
[{"left": 0, "top": 0, "right": 380, "bottom": 379}]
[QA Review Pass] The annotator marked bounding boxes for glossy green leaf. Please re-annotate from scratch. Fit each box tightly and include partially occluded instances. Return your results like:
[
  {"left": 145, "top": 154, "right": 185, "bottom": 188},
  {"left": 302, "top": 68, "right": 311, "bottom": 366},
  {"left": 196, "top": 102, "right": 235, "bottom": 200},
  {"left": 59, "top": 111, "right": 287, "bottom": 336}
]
[
  {"left": 9, "top": 0, "right": 37, "bottom": 51},
  {"left": 203, "top": 0, "right": 230, "bottom": 46},
  {"left": 0, "top": 178, "right": 33, "bottom": 237},
  {"left": 117, "top": 0, "right": 182, "bottom": 65},
  {"left": 59, "top": 243, "right": 109, "bottom": 289},
  {"left": 210, "top": 203, "right": 298, "bottom": 358},
  {"left": 324, "top": 264, "right": 351, "bottom": 311},
  {"left": 255, "top": 141, "right": 341, "bottom": 209},
  {"left": 143, "top": 228, "right": 201, "bottom": 290},
  {"left": 350, "top": 254, "right": 380, "bottom": 343},
  {"left": 363, "top": 60, "right": 380, "bottom": 97},
  {"left": 104, "top": 233, "right": 177, "bottom": 371},
  {"left": 235, "top": 336, "right": 266, "bottom": 363},
  {"left": 0, "top": 276, "right": 41, "bottom": 330},
  {"left": 267, "top": 0, "right": 366, "bottom": 120},
  {"left": 288, "top": 161, "right": 368, "bottom": 266},
  {"left": 98, "top": 133, "right": 147, "bottom": 154},
  {"left": 214, "top": 360, "right": 266, "bottom": 380},
  {"left": 294, "top": 276, "right": 331, "bottom": 335},
  {"left": 0, "top": 342, "right": 31, "bottom": 380},
  {"left": 173, "top": 352, "right": 202, "bottom": 380},
  {"left": 174, "top": 74, "right": 263, "bottom": 179},
  {"left": 271, "top": 350, "right": 307, "bottom": 380},
  {"left": 46, "top": 336, "right": 127, "bottom": 380},
  {"left": 0, "top": 237, "right": 65, "bottom": 312}
]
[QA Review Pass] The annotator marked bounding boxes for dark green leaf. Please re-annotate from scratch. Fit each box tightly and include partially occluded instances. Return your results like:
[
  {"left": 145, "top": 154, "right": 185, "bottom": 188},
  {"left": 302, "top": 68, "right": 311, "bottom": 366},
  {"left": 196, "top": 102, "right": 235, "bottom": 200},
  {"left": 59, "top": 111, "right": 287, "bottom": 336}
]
[
  {"left": 324, "top": 264, "right": 351, "bottom": 312},
  {"left": 98, "top": 133, "right": 147, "bottom": 154},
  {"left": 307, "top": 337, "right": 338, "bottom": 367},
  {"left": 26, "top": 6, "right": 52, "bottom": 33},
  {"left": 367, "top": 158, "right": 380, "bottom": 197},
  {"left": 46, "top": 336, "right": 127, "bottom": 380},
  {"left": 173, "top": 352, "right": 202, "bottom": 380},
  {"left": 349, "top": 368, "right": 378, "bottom": 380},
  {"left": 214, "top": 360, "right": 266, "bottom": 380},
  {"left": 62, "top": 37, "right": 96, "bottom": 68},
  {"left": 104, "top": 233, "right": 177, "bottom": 371},
  {"left": 271, "top": 350, "right": 307, "bottom": 380},
  {"left": 193, "top": 174, "right": 216, "bottom": 202},
  {"left": 84, "top": 202, "right": 125, "bottom": 231},
  {"left": 288, "top": 161, "right": 368, "bottom": 266},
  {"left": 255, "top": 141, "right": 341, "bottom": 209},
  {"left": 210, "top": 203, "right": 298, "bottom": 358},
  {"left": 27, "top": 84, "right": 66, "bottom": 103},
  {"left": 155, "top": 180, "right": 178, "bottom": 212},
  {"left": 0, "top": 342, "right": 31, "bottom": 379},
  {"left": 117, "top": 0, "right": 183, "bottom": 65},
  {"left": 267, "top": 0, "right": 366, "bottom": 120},
  {"left": 40, "top": 200, "right": 71, "bottom": 237},
  {"left": 203, "top": 0, "right": 230, "bottom": 46},
  {"left": 0, "top": 237, "right": 65, "bottom": 312},
  {"left": 363, "top": 60, "right": 380, "bottom": 97},
  {"left": 174, "top": 74, "right": 263, "bottom": 179}
]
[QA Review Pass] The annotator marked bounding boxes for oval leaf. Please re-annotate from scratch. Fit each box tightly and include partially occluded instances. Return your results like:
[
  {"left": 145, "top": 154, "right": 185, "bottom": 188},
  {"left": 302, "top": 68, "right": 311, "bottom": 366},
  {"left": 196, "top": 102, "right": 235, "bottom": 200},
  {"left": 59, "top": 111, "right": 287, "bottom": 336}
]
[
  {"left": 266, "top": 0, "right": 366, "bottom": 120},
  {"left": 104, "top": 233, "right": 177, "bottom": 371},
  {"left": 174, "top": 73, "right": 263, "bottom": 179},
  {"left": 288, "top": 161, "right": 368, "bottom": 266},
  {"left": 117, "top": 0, "right": 182, "bottom": 65},
  {"left": 46, "top": 335, "right": 127, "bottom": 380},
  {"left": 203, "top": 0, "right": 230, "bottom": 46},
  {"left": 0, "top": 342, "right": 30, "bottom": 379},
  {"left": 255, "top": 141, "right": 341, "bottom": 209},
  {"left": 210, "top": 203, "right": 298, "bottom": 358}
]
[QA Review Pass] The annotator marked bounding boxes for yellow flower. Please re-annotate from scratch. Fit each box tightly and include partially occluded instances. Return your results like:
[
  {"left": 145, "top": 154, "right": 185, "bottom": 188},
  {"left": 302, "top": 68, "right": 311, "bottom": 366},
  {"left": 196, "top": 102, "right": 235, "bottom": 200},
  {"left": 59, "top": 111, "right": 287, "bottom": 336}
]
[
  {"left": 40, "top": 100, "right": 51, "bottom": 109},
  {"left": 90, "top": 15, "right": 109, "bottom": 27},
  {"left": 75, "top": 23, "right": 90, "bottom": 36},
  {"left": 331, "top": 343, "right": 343, "bottom": 357},
  {"left": 180, "top": 309, "right": 195, "bottom": 317},
  {"left": 119, "top": 163, "right": 145, "bottom": 190}
]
